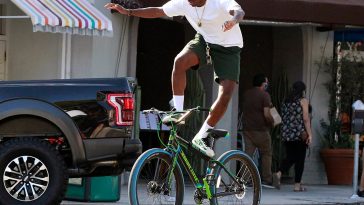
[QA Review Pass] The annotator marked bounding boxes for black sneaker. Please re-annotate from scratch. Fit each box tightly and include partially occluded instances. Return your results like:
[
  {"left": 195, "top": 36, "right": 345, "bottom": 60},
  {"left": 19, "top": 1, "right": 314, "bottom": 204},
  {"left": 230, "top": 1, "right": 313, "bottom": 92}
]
[{"left": 357, "top": 189, "right": 364, "bottom": 197}]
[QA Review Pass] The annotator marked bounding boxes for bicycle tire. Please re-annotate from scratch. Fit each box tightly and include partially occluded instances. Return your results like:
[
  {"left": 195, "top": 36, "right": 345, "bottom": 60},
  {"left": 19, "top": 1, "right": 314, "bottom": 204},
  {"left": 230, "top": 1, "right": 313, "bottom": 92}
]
[
  {"left": 210, "top": 150, "right": 261, "bottom": 205},
  {"left": 128, "top": 148, "right": 185, "bottom": 205}
]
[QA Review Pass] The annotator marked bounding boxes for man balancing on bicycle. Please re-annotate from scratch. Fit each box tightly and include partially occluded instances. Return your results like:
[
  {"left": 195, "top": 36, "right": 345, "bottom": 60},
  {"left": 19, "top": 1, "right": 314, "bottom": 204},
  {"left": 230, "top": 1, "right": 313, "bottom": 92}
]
[{"left": 105, "top": 0, "right": 245, "bottom": 158}]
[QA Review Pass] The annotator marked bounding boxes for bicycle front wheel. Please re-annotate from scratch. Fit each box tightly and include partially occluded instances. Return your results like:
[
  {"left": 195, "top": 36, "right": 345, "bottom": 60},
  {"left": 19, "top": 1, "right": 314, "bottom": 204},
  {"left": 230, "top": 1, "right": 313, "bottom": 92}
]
[
  {"left": 128, "top": 148, "right": 184, "bottom": 205},
  {"left": 211, "top": 150, "right": 261, "bottom": 205}
]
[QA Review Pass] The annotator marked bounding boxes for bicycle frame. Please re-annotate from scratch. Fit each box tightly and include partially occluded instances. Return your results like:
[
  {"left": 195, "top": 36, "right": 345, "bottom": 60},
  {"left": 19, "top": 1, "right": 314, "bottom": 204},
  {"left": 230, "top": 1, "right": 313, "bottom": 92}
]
[
  {"left": 130, "top": 107, "right": 261, "bottom": 205},
  {"left": 164, "top": 129, "right": 242, "bottom": 200}
]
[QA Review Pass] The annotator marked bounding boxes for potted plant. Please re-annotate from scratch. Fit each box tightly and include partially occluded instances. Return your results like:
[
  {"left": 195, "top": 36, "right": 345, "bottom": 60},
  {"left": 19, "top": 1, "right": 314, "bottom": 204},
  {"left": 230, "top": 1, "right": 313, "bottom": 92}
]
[
  {"left": 320, "top": 119, "right": 354, "bottom": 185},
  {"left": 319, "top": 42, "right": 363, "bottom": 185}
]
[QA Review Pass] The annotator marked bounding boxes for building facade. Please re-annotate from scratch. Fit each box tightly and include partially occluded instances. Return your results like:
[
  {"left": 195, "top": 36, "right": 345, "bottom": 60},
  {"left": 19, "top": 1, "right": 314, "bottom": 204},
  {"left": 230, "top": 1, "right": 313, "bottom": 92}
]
[{"left": 2, "top": 0, "right": 364, "bottom": 184}]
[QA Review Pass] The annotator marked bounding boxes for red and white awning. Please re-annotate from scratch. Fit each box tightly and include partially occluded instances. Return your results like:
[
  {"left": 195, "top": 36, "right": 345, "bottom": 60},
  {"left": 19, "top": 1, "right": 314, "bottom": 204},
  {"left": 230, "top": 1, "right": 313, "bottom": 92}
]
[{"left": 11, "top": 0, "right": 113, "bottom": 37}]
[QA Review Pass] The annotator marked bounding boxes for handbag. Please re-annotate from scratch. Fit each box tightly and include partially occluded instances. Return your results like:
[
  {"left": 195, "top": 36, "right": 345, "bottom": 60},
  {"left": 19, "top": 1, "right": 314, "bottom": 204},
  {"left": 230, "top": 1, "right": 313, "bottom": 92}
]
[{"left": 269, "top": 107, "right": 282, "bottom": 126}]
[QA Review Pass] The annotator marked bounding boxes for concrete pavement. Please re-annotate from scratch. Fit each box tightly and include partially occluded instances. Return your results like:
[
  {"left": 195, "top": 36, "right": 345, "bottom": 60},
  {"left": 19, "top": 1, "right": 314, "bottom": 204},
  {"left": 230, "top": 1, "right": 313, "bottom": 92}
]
[{"left": 62, "top": 183, "right": 364, "bottom": 205}]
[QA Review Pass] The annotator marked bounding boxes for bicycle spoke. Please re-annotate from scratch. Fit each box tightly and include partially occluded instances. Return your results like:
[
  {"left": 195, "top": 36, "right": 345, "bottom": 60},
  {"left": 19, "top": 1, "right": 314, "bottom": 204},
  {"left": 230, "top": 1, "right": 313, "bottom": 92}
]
[
  {"left": 213, "top": 152, "right": 260, "bottom": 205},
  {"left": 134, "top": 154, "right": 179, "bottom": 205}
]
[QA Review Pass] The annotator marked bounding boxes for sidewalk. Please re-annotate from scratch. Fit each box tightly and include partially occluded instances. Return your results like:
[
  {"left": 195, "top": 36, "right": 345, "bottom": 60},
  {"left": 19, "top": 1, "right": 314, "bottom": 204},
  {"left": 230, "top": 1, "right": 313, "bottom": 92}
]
[{"left": 62, "top": 183, "right": 364, "bottom": 205}]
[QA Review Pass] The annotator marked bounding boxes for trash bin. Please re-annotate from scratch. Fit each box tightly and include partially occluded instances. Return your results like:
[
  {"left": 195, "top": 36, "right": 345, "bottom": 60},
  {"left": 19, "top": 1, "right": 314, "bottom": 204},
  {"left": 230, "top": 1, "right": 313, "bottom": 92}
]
[{"left": 65, "top": 176, "right": 121, "bottom": 202}]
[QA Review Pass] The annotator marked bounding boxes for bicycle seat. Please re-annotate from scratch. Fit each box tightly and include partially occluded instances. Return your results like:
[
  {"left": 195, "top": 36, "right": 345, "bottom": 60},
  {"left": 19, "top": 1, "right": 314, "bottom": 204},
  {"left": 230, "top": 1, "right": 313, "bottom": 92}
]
[{"left": 208, "top": 129, "right": 228, "bottom": 140}]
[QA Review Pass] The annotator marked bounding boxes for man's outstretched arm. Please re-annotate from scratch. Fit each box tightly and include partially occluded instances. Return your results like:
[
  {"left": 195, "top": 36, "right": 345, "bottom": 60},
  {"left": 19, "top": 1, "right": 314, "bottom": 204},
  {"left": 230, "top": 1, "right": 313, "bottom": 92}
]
[{"left": 105, "top": 3, "right": 166, "bottom": 18}]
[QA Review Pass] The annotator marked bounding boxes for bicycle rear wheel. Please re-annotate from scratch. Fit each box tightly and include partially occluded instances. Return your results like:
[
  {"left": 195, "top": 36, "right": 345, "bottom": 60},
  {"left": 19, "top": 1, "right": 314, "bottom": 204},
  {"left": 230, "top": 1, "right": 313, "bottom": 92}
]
[
  {"left": 211, "top": 150, "right": 261, "bottom": 205},
  {"left": 128, "top": 148, "right": 184, "bottom": 205}
]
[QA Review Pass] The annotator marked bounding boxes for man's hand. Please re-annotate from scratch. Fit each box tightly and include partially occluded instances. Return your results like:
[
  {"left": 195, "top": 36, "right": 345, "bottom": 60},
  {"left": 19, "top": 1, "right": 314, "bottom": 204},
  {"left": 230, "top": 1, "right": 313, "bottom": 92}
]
[
  {"left": 104, "top": 3, "right": 128, "bottom": 15},
  {"left": 222, "top": 20, "right": 237, "bottom": 32},
  {"left": 223, "top": 8, "right": 244, "bottom": 32}
]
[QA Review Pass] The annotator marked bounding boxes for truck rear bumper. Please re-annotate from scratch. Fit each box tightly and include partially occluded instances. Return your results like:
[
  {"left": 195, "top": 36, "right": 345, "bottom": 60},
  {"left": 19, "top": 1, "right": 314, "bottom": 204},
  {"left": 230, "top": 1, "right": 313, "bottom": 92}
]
[
  {"left": 83, "top": 138, "right": 142, "bottom": 162},
  {"left": 69, "top": 138, "right": 142, "bottom": 177},
  {"left": 124, "top": 138, "right": 142, "bottom": 155}
]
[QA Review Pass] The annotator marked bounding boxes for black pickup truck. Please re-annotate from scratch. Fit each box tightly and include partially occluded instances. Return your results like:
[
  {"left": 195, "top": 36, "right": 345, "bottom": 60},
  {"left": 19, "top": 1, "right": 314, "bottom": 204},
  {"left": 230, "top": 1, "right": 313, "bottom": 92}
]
[{"left": 0, "top": 78, "right": 142, "bottom": 205}]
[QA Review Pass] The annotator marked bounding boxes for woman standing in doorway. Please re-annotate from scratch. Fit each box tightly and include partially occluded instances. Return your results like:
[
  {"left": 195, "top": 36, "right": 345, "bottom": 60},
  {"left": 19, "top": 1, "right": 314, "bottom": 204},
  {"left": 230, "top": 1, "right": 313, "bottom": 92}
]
[{"left": 273, "top": 81, "right": 313, "bottom": 192}]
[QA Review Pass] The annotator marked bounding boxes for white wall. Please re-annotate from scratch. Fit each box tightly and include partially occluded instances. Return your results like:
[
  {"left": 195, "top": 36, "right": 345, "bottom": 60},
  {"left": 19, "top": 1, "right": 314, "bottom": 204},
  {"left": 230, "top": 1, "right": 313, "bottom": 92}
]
[
  {"left": 6, "top": 0, "right": 138, "bottom": 80},
  {"left": 301, "top": 26, "right": 334, "bottom": 184},
  {"left": 71, "top": 0, "right": 139, "bottom": 78},
  {"left": 6, "top": 3, "right": 62, "bottom": 80}
]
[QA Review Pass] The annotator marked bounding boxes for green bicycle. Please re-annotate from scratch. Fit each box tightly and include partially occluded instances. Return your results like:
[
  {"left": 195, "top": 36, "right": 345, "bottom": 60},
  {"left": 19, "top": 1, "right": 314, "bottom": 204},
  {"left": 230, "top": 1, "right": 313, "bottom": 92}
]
[{"left": 128, "top": 107, "right": 261, "bottom": 205}]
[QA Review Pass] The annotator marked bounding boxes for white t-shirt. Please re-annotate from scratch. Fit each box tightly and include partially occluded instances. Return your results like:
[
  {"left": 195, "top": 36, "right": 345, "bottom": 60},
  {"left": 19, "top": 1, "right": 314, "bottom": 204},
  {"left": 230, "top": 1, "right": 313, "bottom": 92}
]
[{"left": 162, "top": 0, "right": 243, "bottom": 48}]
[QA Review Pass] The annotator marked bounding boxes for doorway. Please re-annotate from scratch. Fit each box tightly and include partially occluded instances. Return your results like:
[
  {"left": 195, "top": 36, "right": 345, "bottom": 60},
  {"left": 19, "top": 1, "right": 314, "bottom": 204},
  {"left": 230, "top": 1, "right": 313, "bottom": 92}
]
[{"left": 136, "top": 18, "right": 185, "bottom": 151}]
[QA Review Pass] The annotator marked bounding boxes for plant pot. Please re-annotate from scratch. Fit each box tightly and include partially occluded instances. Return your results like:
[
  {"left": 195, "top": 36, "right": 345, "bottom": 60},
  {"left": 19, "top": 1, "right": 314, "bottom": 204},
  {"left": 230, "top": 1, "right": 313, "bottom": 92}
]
[{"left": 320, "top": 148, "right": 354, "bottom": 185}]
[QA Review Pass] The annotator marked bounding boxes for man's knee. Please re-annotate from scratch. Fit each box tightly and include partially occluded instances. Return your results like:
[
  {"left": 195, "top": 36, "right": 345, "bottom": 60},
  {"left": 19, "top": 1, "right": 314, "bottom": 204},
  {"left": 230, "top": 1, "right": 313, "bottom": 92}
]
[
  {"left": 173, "top": 50, "right": 199, "bottom": 72},
  {"left": 174, "top": 56, "right": 188, "bottom": 72}
]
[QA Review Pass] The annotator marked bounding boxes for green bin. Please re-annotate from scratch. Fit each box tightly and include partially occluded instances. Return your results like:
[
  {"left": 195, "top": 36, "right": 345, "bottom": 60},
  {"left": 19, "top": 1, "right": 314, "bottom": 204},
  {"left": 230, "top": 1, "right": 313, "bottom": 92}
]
[{"left": 65, "top": 176, "right": 121, "bottom": 202}]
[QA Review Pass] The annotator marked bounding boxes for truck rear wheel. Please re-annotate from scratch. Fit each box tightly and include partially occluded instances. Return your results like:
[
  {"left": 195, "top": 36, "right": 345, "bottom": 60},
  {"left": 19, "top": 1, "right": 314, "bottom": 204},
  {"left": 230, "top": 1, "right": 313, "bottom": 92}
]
[{"left": 0, "top": 137, "right": 68, "bottom": 205}]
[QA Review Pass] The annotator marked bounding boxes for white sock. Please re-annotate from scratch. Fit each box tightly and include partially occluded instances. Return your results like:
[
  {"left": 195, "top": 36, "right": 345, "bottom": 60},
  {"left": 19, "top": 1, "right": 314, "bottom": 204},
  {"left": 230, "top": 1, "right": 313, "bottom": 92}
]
[
  {"left": 173, "top": 95, "right": 184, "bottom": 111},
  {"left": 194, "top": 121, "right": 214, "bottom": 140}
]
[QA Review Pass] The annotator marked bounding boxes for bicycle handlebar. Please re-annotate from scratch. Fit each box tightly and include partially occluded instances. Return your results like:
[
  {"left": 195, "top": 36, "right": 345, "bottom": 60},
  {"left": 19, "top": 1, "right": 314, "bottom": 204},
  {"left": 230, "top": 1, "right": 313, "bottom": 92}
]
[
  {"left": 142, "top": 106, "right": 210, "bottom": 126},
  {"left": 142, "top": 106, "right": 210, "bottom": 115},
  {"left": 195, "top": 106, "right": 211, "bottom": 112}
]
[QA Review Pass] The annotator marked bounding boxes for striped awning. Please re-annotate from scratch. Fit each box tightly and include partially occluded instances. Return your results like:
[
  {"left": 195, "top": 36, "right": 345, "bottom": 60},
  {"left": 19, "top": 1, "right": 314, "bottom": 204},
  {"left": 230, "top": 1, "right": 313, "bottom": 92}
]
[{"left": 11, "top": 0, "right": 113, "bottom": 37}]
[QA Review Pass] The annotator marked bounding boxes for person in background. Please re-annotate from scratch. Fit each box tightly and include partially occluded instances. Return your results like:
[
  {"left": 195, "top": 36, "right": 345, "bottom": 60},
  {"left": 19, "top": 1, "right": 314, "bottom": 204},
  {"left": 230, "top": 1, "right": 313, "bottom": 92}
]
[
  {"left": 105, "top": 0, "right": 245, "bottom": 158},
  {"left": 242, "top": 73, "right": 274, "bottom": 187},
  {"left": 358, "top": 163, "right": 364, "bottom": 197},
  {"left": 273, "top": 81, "right": 312, "bottom": 191},
  {"left": 357, "top": 136, "right": 364, "bottom": 197}
]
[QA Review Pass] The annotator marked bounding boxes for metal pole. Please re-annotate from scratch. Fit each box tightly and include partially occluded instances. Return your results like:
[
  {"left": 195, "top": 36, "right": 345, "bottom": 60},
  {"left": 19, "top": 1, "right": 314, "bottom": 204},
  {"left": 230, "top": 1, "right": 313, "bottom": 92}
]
[
  {"left": 351, "top": 133, "right": 360, "bottom": 199},
  {"left": 0, "top": 16, "right": 29, "bottom": 19}
]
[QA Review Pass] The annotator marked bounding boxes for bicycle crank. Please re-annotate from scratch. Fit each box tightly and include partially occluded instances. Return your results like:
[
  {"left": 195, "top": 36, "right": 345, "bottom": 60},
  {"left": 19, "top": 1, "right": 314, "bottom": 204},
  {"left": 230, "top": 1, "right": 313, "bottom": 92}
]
[{"left": 194, "top": 189, "right": 207, "bottom": 204}]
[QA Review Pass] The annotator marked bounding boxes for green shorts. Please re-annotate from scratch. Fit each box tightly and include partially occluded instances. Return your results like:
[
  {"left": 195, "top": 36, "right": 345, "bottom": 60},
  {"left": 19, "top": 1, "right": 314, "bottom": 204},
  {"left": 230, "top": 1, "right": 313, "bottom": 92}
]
[{"left": 186, "top": 33, "right": 241, "bottom": 84}]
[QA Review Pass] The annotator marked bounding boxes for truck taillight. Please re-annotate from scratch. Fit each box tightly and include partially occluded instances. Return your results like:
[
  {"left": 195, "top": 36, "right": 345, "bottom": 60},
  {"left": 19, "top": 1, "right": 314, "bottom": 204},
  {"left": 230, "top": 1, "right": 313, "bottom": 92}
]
[{"left": 107, "top": 93, "right": 134, "bottom": 126}]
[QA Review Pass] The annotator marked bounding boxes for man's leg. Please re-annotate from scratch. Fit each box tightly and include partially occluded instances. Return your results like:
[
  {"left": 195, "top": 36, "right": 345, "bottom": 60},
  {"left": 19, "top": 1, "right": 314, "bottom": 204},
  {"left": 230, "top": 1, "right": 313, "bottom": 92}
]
[
  {"left": 359, "top": 151, "right": 364, "bottom": 196},
  {"left": 255, "top": 131, "right": 272, "bottom": 184},
  {"left": 243, "top": 131, "right": 257, "bottom": 158},
  {"left": 206, "top": 80, "right": 236, "bottom": 126},
  {"left": 171, "top": 48, "right": 199, "bottom": 111},
  {"left": 192, "top": 80, "right": 236, "bottom": 157}
]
